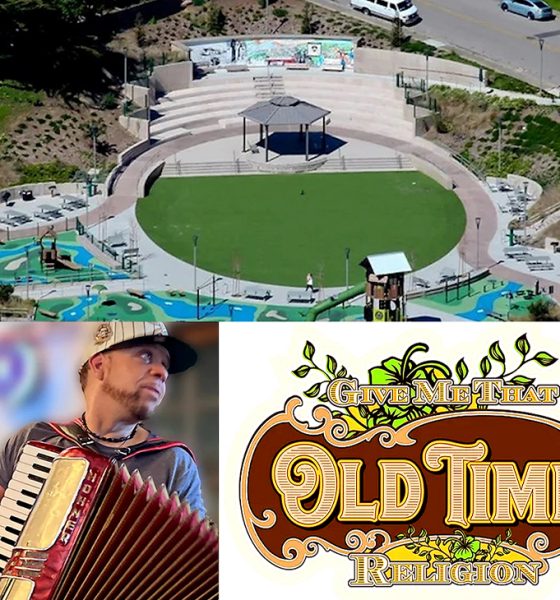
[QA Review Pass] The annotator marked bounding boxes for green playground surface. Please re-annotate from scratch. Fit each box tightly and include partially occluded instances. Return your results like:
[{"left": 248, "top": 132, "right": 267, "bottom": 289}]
[
  {"left": 0, "top": 231, "right": 130, "bottom": 285},
  {"left": 137, "top": 172, "right": 466, "bottom": 287},
  {"left": 35, "top": 289, "right": 365, "bottom": 322},
  {"left": 413, "top": 277, "right": 540, "bottom": 321}
]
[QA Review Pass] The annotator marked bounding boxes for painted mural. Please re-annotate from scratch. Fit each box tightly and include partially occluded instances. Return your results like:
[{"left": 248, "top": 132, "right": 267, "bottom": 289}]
[{"left": 185, "top": 38, "right": 354, "bottom": 70}]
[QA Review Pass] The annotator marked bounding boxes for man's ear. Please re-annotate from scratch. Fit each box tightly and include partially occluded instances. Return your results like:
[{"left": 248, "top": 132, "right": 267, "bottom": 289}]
[{"left": 89, "top": 353, "right": 106, "bottom": 380}]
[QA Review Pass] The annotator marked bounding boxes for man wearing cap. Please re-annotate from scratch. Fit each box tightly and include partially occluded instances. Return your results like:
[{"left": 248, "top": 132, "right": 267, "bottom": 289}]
[{"left": 0, "top": 322, "right": 206, "bottom": 518}]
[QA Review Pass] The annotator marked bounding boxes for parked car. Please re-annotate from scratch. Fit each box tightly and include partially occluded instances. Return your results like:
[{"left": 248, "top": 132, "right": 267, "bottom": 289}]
[
  {"left": 350, "top": 0, "right": 420, "bottom": 26},
  {"left": 500, "top": 0, "right": 553, "bottom": 20}
]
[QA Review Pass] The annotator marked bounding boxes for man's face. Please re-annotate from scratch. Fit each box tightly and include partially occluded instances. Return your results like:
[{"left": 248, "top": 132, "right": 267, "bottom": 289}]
[{"left": 101, "top": 343, "right": 170, "bottom": 421}]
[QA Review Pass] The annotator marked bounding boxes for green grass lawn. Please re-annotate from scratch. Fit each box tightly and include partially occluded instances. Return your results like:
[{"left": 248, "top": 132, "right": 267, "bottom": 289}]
[{"left": 137, "top": 172, "right": 466, "bottom": 287}]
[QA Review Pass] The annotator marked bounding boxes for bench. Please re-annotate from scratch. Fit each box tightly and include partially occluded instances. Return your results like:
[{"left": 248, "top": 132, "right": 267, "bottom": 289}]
[
  {"left": 287, "top": 290, "right": 315, "bottom": 303},
  {"left": 322, "top": 65, "right": 343, "bottom": 72},
  {"left": 244, "top": 286, "right": 272, "bottom": 301},
  {"left": 226, "top": 64, "right": 249, "bottom": 72}
]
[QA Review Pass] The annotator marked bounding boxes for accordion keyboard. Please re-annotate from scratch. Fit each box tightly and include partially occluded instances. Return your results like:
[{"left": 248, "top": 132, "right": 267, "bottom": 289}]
[{"left": 0, "top": 443, "right": 59, "bottom": 571}]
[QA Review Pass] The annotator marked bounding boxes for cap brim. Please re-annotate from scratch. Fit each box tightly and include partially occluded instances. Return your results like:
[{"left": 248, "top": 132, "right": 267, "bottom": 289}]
[
  {"left": 109, "top": 336, "right": 197, "bottom": 374},
  {"left": 160, "top": 336, "right": 198, "bottom": 374}
]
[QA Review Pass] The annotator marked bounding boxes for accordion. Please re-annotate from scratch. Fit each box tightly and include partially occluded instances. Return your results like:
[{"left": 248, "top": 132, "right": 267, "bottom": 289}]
[{"left": 0, "top": 442, "right": 218, "bottom": 600}]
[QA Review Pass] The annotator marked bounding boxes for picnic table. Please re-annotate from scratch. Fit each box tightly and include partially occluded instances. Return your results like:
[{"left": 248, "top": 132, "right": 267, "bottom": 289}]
[
  {"left": 61, "top": 195, "right": 88, "bottom": 210},
  {"left": 0, "top": 210, "right": 32, "bottom": 226}
]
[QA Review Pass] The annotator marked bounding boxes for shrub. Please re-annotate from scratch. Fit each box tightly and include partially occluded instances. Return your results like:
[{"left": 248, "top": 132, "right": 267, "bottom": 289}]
[
  {"left": 99, "top": 92, "right": 119, "bottom": 110},
  {"left": 17, "top": 160, "right": 80, "bottom": 184},
  {"left": 273, "top": 8, "right": 288, "bottom": 18}
]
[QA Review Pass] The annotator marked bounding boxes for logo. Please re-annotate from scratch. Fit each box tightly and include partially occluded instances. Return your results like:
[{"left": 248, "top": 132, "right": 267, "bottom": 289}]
[
  {"left": 240, "top": 334, "right": 560, "bottom": 587},
  {"left": 94, "top": 322, "right": 113, "bottom": 345}
]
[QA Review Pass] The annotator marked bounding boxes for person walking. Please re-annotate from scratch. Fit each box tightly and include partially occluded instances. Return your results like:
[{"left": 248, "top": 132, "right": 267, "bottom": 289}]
[{"left": 306, "top": 272, "right": 314, "bottom": 293}]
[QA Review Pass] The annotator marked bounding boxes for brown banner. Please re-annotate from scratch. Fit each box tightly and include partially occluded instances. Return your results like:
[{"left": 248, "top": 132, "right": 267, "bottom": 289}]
[{"left": 242, "top": 410, "right": 560, "bottom": 561}]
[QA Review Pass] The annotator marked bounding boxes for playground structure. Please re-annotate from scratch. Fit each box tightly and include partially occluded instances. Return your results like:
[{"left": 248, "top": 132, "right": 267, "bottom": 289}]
[
  {"left": 360, "top": 252, "right": 411, "bottom": 322},
  {"left": 38, "top": 227, "right": 81, "bottom": 273}
]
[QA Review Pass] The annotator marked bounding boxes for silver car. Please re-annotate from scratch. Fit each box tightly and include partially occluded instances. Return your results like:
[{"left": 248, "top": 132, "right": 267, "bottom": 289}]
[{"left": 500, "top": 0, "right": 554, "bottom": 20}]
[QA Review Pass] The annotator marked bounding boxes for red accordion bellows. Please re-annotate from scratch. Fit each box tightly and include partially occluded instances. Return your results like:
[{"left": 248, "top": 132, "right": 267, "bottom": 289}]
[{"left": 0, "top": 443, "right": 218, "bottom": 600}]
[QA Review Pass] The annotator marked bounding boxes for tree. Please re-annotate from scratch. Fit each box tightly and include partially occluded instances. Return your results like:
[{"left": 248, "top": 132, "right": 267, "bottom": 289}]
[
  {"left": 206, "top": 3, "right": 226, "bottom": 36},
  {"left": 527, "top": 298, "right": 560, "bottom": 321},
  {"left": 391, "top": 19, "right": 403, "bottom": 48},
  {"left": 0, "top": 284, "right": 14, "bottom": 304},
  {"left": 300, "top": 2, "right": 315, "bottom": 35},
  {"left": 80, "top": 118, "right": 107, "bottom": 175}
]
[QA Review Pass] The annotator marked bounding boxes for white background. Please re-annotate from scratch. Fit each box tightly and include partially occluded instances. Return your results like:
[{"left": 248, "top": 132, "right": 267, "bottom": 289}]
[{"left": 220, "top": 323, "right": 560, "bottom": 598}]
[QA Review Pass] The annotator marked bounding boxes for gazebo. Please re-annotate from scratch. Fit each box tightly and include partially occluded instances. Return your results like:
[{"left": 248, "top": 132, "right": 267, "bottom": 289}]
[{"left": 239, "top": 96, "right": 331, "bottom": 162}]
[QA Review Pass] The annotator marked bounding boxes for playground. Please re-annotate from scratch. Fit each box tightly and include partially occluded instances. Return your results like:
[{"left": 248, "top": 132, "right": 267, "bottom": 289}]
[
  {"left": 32, "top": 274, "right": 545, "bottom": 322},
  {"left": 137, "top": 171, "right": 466, "bottom": 287},
  {"left": 413, "top": 277, "right": 543, "bottom": 321},
  {"left": 35, "top": 288, "right": 365, "bottom": 321},
  {"left": 0, "top": 230, "right": 130, "bottom": 285}
]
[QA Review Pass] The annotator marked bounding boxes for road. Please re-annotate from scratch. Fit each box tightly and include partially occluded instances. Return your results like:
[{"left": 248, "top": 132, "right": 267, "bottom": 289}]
[{"left": 316, "top": 0, "right": 560, "bottom": 91}]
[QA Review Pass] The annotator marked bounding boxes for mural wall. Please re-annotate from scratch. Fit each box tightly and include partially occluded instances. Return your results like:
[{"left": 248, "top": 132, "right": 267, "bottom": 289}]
[{"left": 185, "top": 38, "right": 354, "bottom": 70}]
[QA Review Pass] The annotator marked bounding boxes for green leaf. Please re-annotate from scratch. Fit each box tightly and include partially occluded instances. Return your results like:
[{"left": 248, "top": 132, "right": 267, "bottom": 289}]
[
  {"left": 533, "top": 351, "right": 557, "bottom": 367},
  {"left": 455, "top": 358, "right": 468, "bottom": 382},
  {"left": 419, "top": 529, "right": 427, "bottom": 539},
  {"left": 336, "top": 366, "right": 348, "bottom": 377},
  {"left": 405, "top": 543, "right": 415, "bottom": 550},
  {"left": 293, "top": 365, "right": 310, "bottom": 378},
  {"left": 303, "top": 341, "right": 315, "bottom": 360},
  {"left": 359, "top": 406, "right": 369, "bottom": 418},
  {"left": 396, "top": 533, "right": 406, "bottom": 540},
  {"left": 515, "top": 334, "right": 530, "bottom": 357},
  {"left": 480, "top": 356, "right": 491, "bottom": 377},
  {"left": 489, "top": 341, "right": 505, "bottom": 363},
  {"left": 510, "top": 375, "right": 535, "bottom": 386},
  {"left": 304, "top": 382, "right": 321, "bottom": 398},
  {"left": 318, "top": 393, "right": 328, "bottom": 402},
  {"left": 326, "top": 355, "right": 337, "bottom": 376}
]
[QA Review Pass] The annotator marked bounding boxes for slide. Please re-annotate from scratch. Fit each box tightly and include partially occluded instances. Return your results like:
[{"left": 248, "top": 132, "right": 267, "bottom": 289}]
[
  {"left": 304, "top": 282, "right": 365, "bottom": 321},
  {"left": 55, "top": 258, "right": 82, "bottom": 271}
]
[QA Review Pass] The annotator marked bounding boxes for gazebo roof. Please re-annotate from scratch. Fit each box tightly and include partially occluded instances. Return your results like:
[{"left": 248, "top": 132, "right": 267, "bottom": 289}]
[{"left": 239, "top": 96, "right": 330, "bottom": 126}]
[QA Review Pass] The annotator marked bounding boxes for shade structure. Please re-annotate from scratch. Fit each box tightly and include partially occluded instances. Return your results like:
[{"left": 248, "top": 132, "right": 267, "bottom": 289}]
[{"left": 239, "top": 96, "right": 331, "bottom": 161}]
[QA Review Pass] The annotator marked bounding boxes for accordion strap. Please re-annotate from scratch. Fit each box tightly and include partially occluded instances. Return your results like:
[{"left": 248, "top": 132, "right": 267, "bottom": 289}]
[{"left": 48, "top": 421, "right": 195, "bottom": 460}]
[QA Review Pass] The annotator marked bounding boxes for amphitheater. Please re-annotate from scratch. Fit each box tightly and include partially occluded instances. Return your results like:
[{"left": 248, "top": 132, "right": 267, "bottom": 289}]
[{"left": 3, "top": 37, "right": 558, "bottom": 313}]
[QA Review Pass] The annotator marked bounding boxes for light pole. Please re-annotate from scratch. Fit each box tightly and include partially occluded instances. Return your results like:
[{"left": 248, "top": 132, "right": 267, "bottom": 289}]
[
  {"left": 497, "top": 118, "right": 502, "bottom": 175},
  {"left": 529, "top": 36, "right": 545, "bottom": 95},
  {"left": 345, "top": 247, "right": 350, "bottom": 291},
  {"left": 25, "top": 248, "right": 30, "bottom": 300},
  {"left": 523, "top": 180, "right": 529, "bottom": 243},
  {"left": 193, "top": 234, "right": 199, "bottom": 293},
  {"left": 475, "top": 217, "right": 481, "bottom": 269},
  {"left": 124, "top": 49, "right": 128, "bottom": 86},
  {"left": 425, "top": 52, "right": 429, "bottom": 102},
  {"left": 538, "top": 38, "right": 545, "bottom": 95},
  {"left": 85, "top": 283, "right": 91, "bottom": 320}
]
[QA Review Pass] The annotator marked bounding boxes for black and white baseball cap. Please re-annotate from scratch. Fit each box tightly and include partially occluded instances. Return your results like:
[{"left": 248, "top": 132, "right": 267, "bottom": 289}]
[{"left": 81, "top": 322, "right": 197, "bottom": 374}]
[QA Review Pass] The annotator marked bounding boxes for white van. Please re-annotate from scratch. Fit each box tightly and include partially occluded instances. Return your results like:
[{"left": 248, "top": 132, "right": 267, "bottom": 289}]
[{"left": 350, "top": 0, "right": 420, "bottom": 25}]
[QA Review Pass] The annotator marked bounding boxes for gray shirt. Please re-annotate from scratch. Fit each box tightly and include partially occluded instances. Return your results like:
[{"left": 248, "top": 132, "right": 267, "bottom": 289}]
[{"left": 0, "top": 421, "right": 206, "bottom": 518}]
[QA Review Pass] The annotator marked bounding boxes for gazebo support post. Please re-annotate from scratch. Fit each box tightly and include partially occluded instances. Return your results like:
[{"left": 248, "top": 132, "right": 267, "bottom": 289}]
[
  {"left": 265, "top": 125, "right": 269, "bottom": 162},
  {"left": 322, "top": 116, "right": 326, "bottom": 153},
  {"left": 305, "top": 124, "right": 309, "bottom": 161},
  {"left": 299, "top": 124, "right": 303, "bottom": 138},
  {"left": 243, "top": 117, "right": 246, "bottom": 152},
  {"left": 260, "top": 124, "right": 263, "bottom": 144}
]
